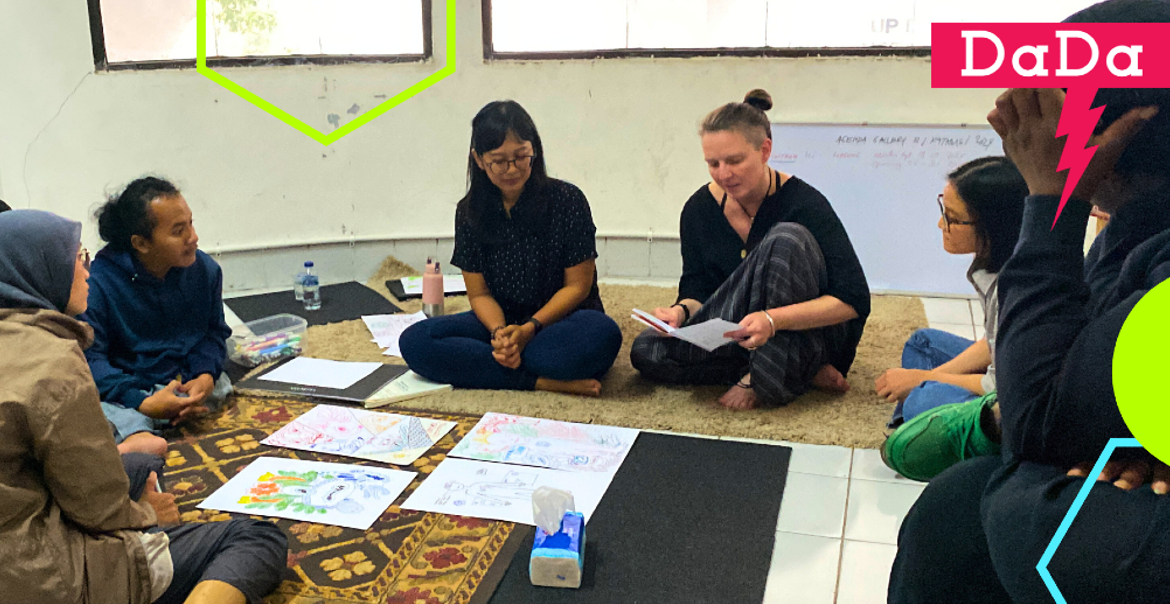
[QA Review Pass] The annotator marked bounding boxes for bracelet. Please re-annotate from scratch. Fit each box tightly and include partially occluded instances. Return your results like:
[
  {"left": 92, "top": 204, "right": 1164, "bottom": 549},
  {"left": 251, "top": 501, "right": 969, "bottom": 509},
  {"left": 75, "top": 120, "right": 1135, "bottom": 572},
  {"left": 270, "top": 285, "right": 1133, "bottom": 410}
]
[
  {"left": 525, "top": 317, "right": 544, "bottom": 334},
  {"left": 671, "top": 303, "right": 691, "bottom": 322},
  {"left": 761, "top": 310, "right": 777, "bottom": 339},
  {"left": 490, "top": 325, "right": 506, "bottom": 339}
]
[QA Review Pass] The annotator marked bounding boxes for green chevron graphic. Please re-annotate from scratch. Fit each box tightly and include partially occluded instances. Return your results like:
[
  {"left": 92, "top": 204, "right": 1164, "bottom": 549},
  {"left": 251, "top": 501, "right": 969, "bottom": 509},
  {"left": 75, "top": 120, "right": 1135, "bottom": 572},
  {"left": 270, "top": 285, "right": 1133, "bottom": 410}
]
[{"left": 196, "top": 0, "right": 456, "bottom": 145}]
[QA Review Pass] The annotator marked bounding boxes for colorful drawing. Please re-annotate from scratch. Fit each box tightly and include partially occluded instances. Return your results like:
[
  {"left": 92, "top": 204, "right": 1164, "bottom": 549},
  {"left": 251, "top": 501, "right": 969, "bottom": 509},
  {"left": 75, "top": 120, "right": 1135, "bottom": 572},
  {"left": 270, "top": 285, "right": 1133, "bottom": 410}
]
[
  {"left": 448, "top": 413, "right": 639, "bottom": 473},
  {"left": 262, "top": 405, "right": 456, "bottom": 465},
  {"left": 200, "top": 457, "right": 416, "bottom": 530},
  {"left": 402, "top": 458, "right": 615, "bottom": 525},
  {"left": 237, "top": 469, "right": 396, "bottom": 515}
]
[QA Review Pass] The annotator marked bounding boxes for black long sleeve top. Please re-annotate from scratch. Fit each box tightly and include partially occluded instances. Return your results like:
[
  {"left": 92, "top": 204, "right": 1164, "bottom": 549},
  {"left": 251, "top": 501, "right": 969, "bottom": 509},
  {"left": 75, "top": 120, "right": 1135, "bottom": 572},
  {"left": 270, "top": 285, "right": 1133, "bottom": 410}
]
[
  {"left": 677, "top": 176, "right": 871, "bottom": 373},
  {"left": 996, "top": 193, "right": 1170, "bottom": 467}
]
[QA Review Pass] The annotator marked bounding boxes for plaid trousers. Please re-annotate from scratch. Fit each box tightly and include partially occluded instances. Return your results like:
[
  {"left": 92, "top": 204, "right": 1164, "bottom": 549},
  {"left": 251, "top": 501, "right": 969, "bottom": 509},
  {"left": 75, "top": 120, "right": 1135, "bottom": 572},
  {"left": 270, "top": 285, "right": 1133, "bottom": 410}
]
[{"left": 630, "top": 222, "right": 848, "bottom": 406}]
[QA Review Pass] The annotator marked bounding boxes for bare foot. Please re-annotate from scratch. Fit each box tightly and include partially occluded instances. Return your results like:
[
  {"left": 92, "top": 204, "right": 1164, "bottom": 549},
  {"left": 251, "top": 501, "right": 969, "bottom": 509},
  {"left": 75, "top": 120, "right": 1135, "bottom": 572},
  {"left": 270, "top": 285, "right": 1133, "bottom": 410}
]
[
  {"left": 812, "top": 364, "right": 850, "bottom": 393},
  {"left": 117, "top": 432, "right": 168, "bottom": 456},
  {"left": 536, "top": 378, "right": 602, "bottom": 397},
  {"left": 718, "top": 375, "right": 759, "bottom": 410}
]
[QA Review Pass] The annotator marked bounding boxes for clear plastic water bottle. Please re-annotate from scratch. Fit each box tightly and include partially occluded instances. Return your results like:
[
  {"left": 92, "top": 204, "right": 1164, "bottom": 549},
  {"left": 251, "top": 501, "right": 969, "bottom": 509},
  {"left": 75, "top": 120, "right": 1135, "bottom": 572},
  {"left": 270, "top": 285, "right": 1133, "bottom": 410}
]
[
  {"left": 293, "top": 262, "right": 310, "bottom": 301},
  {"left": 302, "top": 261, "right": 321, "bottom": 311}
]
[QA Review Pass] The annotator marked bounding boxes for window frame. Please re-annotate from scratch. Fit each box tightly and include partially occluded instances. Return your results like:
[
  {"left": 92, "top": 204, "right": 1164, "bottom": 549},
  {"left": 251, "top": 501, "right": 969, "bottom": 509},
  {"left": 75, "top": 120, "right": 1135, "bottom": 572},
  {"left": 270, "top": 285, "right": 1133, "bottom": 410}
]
[
  {"left": 87, "top": 0, "right": 434, "bottom": 71},
  {"left": 480, "top": 0, "right": 932, "bottom": 60}
]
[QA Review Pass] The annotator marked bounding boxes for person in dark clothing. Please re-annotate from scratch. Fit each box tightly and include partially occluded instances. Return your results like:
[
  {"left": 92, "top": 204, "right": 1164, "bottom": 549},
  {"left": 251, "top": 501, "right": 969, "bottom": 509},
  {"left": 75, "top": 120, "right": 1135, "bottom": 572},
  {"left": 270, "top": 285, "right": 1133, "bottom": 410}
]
[
  {"left": 81, "top": 177, "right": 234, "bottom": 446},
  {"left": 630, "top": 89, "right": 870, "bottom": 409},
  {"left": 889, "top": 2, "right": 1170, "bottom": 602},
  {"left": 400, "top": 101, "right": 622, "bottom": 396}
]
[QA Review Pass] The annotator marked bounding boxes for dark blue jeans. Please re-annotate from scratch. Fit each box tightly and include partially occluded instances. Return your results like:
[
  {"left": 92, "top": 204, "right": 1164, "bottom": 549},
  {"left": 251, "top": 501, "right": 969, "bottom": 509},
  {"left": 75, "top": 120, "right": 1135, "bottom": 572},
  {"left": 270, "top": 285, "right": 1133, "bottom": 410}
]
[
  {"left": 399, "top": 310, "right": 623, "bottom": 390},
  {"left": 890, "top": 327, "right": 981, "bottom": 427}
]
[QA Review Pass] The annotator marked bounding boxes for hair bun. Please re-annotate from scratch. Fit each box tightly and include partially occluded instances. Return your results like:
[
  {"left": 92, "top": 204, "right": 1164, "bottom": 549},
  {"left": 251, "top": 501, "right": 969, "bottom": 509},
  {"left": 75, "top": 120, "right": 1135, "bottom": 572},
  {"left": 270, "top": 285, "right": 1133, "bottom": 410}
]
[{"left": 744, "top": 89, "right": 773, "bottom": 112}]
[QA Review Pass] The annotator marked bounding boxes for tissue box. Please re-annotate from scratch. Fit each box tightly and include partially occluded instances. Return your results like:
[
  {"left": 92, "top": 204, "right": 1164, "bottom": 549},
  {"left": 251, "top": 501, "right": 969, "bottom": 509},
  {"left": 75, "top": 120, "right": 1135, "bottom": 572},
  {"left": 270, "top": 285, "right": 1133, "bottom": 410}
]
[{"left": 529, "top": 511, "right": 585, "bottom": 588}]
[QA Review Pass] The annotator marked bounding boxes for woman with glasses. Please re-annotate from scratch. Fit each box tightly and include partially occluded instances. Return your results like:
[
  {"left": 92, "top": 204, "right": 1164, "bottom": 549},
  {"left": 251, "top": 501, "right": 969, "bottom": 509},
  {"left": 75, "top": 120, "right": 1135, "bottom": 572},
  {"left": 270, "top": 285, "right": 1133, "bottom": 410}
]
[
  {"left": 630, "top": 89, "right": 871, "bottom": 409},
  {"left": 876, "top": 157, "right": 1026, "bottom": 434},
  {"left": 400, "top": 100, "right": 622, "bottom": 396}
]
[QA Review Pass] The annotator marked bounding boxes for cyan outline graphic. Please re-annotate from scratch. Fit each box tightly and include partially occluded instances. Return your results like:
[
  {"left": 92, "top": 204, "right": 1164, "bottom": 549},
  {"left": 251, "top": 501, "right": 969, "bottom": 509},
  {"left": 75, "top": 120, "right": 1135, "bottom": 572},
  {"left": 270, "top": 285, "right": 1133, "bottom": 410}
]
[
  {"left": 196, "top": 0, "right": 456, "bottom": 145},
  {"left": 1037, "top": 437, "right": 1141, "bottom": 603}
]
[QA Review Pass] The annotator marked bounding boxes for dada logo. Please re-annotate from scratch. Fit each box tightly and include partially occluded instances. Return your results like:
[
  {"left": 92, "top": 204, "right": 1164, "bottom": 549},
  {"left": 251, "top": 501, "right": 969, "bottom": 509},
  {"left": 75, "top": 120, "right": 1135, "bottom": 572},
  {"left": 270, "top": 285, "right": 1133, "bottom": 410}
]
[
  {"left": 931, "top": 23, "right": 1168, "bottom": 87},
  {"left": 932, "top": 23, "right": 1169, "bottom": 224}
]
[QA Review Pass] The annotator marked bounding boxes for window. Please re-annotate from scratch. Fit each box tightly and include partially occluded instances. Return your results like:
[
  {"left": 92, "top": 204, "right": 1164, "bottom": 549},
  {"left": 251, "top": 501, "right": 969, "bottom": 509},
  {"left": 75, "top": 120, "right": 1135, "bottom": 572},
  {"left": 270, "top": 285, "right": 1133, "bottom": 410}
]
[
  {"left": 485, "top": 0, "right": 1101, "bottom": 58},
  {"left": 88, "top": 0, "right": 430, "bottom": 70}
]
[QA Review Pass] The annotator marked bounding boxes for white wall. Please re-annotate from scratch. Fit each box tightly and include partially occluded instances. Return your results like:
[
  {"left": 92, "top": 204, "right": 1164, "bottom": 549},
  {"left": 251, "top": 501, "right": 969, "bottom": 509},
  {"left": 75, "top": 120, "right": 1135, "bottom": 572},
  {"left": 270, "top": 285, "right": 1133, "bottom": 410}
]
[{"left": 0, "top": 0, "right": 1001, "bottom": 290}]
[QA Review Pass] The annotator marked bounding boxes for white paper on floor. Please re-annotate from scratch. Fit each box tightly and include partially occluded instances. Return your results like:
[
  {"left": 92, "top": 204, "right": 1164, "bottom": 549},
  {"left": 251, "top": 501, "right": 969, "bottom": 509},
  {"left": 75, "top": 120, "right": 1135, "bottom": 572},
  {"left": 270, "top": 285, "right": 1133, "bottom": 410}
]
[
  {"left": 401, "top": 458, "right": 614, "bottom": 525},
  {"left": 262, "top": 404, "right": 456, "bottom": 465},
  {"left": 362, "top": 312, "right": 427, "bottom": 357},
  {"left": 258, "top": 358, "right": 382, "bottom": 390},
  {"left": 448, "top": 412, "right": 639, "bottom": 473},
  {"left": 198, "top": 457, "right": 415, "bottom": 530}
]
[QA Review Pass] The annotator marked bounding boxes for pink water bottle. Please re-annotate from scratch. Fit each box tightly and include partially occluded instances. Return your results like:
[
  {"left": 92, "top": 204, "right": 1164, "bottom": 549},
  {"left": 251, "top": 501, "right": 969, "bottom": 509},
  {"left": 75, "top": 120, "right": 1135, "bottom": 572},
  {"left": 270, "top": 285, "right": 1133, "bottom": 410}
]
[{"left": 423, "top": 258, "right": 445, "bottom": 318}]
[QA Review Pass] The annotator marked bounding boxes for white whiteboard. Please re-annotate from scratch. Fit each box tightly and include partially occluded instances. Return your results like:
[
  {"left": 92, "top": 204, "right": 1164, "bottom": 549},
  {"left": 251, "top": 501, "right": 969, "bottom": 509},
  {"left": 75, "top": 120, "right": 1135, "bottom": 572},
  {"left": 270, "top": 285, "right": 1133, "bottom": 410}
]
[{"left": 769, "top": 123, "right": 1002, "bottom": 296}]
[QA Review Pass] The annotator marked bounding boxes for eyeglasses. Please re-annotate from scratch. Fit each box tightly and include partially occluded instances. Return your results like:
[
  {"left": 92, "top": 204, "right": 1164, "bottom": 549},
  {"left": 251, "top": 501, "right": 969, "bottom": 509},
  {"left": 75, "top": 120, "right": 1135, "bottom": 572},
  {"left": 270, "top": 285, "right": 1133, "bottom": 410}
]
[
  {"left": 484, "top": 155, "right": 535, "bottom": 175},
  {"left": 78, "top": 248, "right": 90, "bottom": 270},
  {"left": 938, "top": 194, "right": 976, "bottom": 231}
]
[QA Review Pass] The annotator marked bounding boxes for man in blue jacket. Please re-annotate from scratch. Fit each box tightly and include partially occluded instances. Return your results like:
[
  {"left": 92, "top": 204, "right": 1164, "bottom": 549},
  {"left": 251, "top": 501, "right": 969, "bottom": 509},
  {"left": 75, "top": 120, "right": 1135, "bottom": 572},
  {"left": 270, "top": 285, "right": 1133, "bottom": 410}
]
[{"left": 82, "top": 177, "right": 233, "bottom": 444}]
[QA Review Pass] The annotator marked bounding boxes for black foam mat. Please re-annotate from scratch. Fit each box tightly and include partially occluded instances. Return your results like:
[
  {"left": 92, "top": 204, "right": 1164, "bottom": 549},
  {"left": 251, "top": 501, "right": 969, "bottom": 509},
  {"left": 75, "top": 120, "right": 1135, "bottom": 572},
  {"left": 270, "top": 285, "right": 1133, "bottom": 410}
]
[
  {"left": 225, "top": 281, "right": 401, "bottom": 327},
  {"left": 488, "top": 433, "right": 791, "bottom": 604}
]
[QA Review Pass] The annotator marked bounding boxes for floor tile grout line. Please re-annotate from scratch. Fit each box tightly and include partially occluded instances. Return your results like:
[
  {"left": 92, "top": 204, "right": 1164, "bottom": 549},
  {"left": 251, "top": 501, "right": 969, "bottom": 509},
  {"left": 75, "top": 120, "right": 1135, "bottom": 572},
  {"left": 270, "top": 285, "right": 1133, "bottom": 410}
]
[{"left": 832, "top": 448, "right": 856, "bottom": 603}]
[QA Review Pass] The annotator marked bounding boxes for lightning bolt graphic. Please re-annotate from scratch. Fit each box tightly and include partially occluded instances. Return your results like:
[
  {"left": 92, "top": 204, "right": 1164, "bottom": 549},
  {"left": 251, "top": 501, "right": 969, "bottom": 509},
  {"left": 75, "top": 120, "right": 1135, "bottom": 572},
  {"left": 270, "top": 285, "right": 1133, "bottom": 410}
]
[{"left": 1053, "top": 86, "right": 1104, "bottom": 229}]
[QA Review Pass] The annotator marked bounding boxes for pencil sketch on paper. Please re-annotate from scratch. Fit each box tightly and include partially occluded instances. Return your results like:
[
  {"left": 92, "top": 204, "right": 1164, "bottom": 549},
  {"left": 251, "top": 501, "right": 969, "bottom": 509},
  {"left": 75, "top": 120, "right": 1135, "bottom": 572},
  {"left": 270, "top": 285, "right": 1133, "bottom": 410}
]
[
  {"left": 436, "top": 467, "right": 539, "bottom": 507},
  {"left": 448, "top": 412, "right": 639, "bottom": 473}
]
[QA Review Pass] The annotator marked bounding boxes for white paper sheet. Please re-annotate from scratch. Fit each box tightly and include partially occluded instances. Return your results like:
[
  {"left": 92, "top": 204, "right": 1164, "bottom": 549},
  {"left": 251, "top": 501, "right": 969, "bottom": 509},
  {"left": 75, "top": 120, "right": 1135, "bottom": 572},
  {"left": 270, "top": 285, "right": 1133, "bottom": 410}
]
[
  {"left": 448, "top": 413, "right": 639, "bottom": 474},
  {"left": 258, "top": 358, "right": 383, "bottom": 390},
  {"left": 631, "top": 308, "right": 744, "bottom": 352},
  {"left": 399, "top": 275, "right": 466, "bottom": 296},
  {"left": 362, "top": 311, "right": 427, "bottom": 357},
  {"left": 198, "top": 457, "right": 415, "bottom": 530},
  {"left": 262, "top": 405, "right": 456, "bottom": 465},
  {"left": 401, "top": 458, "right": 614, "bottom": 525}
]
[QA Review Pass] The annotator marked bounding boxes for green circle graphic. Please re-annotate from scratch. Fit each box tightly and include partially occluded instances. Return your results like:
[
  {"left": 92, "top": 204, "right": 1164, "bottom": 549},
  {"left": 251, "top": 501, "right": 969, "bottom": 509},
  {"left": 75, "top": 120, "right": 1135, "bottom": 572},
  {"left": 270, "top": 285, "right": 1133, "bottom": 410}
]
[{"left": 1114, "top": 279, "right": 1170, "bottom": 464}]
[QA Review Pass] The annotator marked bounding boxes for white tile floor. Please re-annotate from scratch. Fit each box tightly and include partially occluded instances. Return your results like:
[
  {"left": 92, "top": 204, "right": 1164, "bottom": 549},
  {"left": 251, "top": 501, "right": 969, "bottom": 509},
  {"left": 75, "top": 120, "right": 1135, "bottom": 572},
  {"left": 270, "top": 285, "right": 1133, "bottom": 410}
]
[{"left": 749, "top": 295, "right": 982, "bottom": 603}]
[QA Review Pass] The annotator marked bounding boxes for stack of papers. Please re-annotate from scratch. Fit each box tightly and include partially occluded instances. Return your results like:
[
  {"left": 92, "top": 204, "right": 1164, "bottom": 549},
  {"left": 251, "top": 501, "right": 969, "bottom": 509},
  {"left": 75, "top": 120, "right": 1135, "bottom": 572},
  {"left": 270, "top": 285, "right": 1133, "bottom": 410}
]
[
  {"left": 630, "top": 308, "right": 744, "bottom": 352},
  {"left": 362, "top": 312, "right": 427, "bottom": 357}
]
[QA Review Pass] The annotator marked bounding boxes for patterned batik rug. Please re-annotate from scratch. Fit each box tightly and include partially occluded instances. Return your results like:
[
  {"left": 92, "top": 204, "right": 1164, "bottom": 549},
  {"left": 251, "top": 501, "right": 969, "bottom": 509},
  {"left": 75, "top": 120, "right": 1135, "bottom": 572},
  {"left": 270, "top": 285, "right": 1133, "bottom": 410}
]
[{"left": 164, "top": 395, "right": 528, "bottom": 604}]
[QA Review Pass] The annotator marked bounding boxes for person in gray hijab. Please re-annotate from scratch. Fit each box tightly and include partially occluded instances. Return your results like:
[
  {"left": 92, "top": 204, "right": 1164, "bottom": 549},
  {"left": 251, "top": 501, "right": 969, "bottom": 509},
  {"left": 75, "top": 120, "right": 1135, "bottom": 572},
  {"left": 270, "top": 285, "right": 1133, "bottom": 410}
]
[{"left": 0, "top": 206, "right": 168, "bottom": 453}]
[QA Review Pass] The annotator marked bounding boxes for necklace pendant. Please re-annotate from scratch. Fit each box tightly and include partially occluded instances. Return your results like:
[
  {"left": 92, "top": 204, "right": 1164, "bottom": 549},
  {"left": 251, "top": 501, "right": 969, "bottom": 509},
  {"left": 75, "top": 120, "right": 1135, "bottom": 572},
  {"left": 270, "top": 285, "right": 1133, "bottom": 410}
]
[{"left": 741, "top": 249, "right": 747, "bottom": 259}]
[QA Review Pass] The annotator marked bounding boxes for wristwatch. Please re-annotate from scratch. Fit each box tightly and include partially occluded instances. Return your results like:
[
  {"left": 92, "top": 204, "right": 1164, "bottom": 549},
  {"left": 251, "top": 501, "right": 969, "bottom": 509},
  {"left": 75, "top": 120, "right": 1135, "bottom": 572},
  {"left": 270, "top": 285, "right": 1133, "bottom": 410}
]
[{"left": 525, "top": 317, "right": 544, "bottom": 334}]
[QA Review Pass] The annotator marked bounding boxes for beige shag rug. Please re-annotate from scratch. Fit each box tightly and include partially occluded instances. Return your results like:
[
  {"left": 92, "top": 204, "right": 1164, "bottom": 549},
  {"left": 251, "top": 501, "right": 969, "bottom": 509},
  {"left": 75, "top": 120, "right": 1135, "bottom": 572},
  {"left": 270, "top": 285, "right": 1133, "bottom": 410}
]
[{"left": 290, "top": 256, "right": 925, "bottom": 449}]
